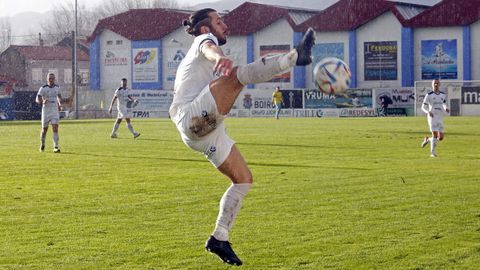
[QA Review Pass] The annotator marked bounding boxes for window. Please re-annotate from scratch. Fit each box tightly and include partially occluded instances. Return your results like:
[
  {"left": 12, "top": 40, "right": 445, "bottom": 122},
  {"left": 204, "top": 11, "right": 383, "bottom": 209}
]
[
  {"left": 116, "top": 40, "right": 123, "bottom": 45},
  {"left": 64, "top": 69, "right": 72, "bottom": 83},
  {"left": 32, "top": 68, "right": 43, "bottom": 83},
  {"left": 106, "top": 40, "right": 113, "bottom": 45}
]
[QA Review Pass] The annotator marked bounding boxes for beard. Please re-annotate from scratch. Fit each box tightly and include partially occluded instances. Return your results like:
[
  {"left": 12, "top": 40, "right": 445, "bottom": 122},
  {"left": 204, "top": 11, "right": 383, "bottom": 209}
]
[
  {"left": 211, "top": 28, "right": 227, "bottom": 46},
  {"left": 217, "top": 37, "right": 227, "bottom": 46}
]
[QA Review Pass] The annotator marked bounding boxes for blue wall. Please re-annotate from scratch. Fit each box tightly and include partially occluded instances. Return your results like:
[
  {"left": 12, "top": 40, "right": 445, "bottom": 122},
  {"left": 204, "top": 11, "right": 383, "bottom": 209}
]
[
  {"left": 348, "top": 30, "right": 357, "bottom": 88},
  {"left": 246, "top": 34, "right": 255, "bottom": 89},
  {"left": 463, "top": 25, "right": 471, "bottom": 81},
  {"left": 401, "top": 27, "right": 414, "bottom": 87},
  {"left": 89, "top": 37, "right": 100, "bottom": 90}
]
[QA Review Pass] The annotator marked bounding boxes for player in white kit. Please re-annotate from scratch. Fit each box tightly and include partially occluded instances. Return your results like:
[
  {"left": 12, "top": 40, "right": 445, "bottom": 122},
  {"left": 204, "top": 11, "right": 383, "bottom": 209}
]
[
  {"left": 421, "top": 79, "right": 449, "bottom": 157},
  {"left": 36, "top": 73, "right": 69, "bottom": 153},
  {"left": 169, "top": 8, "right": 315, "bottom": 266},
  {"left": 108, "top": 78, "right": 140, "bottom": 139}
]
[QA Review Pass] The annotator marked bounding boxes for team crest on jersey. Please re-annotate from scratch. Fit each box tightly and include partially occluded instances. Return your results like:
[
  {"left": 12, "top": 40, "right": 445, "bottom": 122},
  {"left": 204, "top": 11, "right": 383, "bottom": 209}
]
[
  {"left": 243, "top": 94, "right": 252, "bottom": 109},
  {"left": 205, "top": 146, "right": 216, "bottom": 158}
]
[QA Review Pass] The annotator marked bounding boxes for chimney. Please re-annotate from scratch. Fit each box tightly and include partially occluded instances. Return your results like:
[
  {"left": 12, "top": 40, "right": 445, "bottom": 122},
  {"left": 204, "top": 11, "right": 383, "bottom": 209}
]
[{"left": 39, "top": 33, "right": 44, "bottom": 47}]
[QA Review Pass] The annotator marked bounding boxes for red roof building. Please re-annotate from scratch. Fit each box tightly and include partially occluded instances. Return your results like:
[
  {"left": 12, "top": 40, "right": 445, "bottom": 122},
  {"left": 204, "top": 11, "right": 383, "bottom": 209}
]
[
  {"left": 88, "top": 9, "right": 190, "bottom": 42},
  {"left": 298, "top": 0, "right": 430, "bottom": 32},
  {"left": 223, "top": 2, "right": 318, "bottom": 35},
  {"left": 405, "top": 0, "right": 480, "bottom": 27}
]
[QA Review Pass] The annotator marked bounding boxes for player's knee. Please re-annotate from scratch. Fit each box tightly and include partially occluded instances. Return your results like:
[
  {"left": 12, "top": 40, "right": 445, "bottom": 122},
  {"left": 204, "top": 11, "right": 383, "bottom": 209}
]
[{"left": 241, "top": 170, "right": 253, "bottom": 184}]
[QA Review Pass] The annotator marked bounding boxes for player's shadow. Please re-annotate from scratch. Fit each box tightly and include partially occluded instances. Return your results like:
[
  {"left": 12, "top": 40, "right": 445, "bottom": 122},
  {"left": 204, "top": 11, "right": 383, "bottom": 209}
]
[
  {"left": 60, "top": 151, "right": 351, "bottom": 169},
  {"left": 238, "top": 142, "right": 327, "bottom": 149},
  {"left": 60, "top": 151, "right": 208, "bottom": 164}
]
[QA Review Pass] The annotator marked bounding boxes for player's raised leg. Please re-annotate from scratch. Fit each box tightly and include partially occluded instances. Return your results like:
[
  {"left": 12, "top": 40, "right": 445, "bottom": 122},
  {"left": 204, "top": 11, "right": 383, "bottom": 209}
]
[
  {"left": 211, "top": 27, "right": 315, "bottom": 116},
  {"left": 235, "top": 27, "right": 314, "bottom": 86}
]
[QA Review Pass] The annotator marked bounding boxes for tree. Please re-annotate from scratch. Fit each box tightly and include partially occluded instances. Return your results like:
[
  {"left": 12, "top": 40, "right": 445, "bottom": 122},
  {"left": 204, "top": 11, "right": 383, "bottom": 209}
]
[
  {"left": 0, "top": 18, "right": 12, "bottom": 54},
  {"left": 38, "top": 2, "right": 94, "bottom": 45},
  {"left": 94, "top": 0, "right": 185, "bottom": 19},
  {"left": 33, "top": 0, "right": 188, "bottom": 46}
]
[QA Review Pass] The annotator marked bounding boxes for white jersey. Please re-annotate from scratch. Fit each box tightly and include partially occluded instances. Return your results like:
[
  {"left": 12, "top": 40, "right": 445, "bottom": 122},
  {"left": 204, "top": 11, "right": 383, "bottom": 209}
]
[
  {"left": 170, "top": 33, "right": 219, "bottom": 112},
  {"left": 114, "top": 87, "right": 130, "bottom": 111},
  {"left": 37, "top": 84, "right": 61, "bottom": 117},
  {"left": 422, "top": 91, "right": 448, "bottom": 119}
]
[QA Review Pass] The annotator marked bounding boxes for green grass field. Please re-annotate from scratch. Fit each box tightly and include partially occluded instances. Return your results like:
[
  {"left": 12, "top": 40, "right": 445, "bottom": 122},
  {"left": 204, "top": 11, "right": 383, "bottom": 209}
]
[{"left": 1, "top": 117, "right": 479, "bottom": 269}]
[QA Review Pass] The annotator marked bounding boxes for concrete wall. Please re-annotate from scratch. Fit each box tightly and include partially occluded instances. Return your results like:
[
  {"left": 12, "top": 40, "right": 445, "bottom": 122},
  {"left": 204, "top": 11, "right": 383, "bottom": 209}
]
[
  {"left": 253, "top": 19, "right": 294, "bottom": 90},
  {"left": 356, "top": 12, "right": 402, "bottom": 89},
  {"left": 99, "top": 30, "right": 132, "bottom": 93}
]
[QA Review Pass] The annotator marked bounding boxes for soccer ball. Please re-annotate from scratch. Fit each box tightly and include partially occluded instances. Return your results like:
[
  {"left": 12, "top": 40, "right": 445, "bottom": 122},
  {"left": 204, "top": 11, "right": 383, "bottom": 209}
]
[{"left": 313, "top": 57, "right": 351, "bottom": 94}]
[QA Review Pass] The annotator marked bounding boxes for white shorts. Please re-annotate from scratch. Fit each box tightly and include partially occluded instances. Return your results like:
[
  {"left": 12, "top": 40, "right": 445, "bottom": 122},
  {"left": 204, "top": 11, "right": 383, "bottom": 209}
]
[
  {"left": 170, "top": 85, "right": 234, "bottom": 168},
  {"left": 117, "top": 105, "right": 132, "bottom": 119},
  {"left": 41, "top": 111, "right": 59, "bottom": 128},
  {"left": 428, "top": 117, "right": 444, "bottom": 132}
]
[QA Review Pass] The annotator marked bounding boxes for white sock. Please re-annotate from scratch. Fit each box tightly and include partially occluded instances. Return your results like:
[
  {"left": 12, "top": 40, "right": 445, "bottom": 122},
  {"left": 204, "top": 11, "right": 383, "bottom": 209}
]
[
  {"left": 430, "top": 137, "right": 437, "bottom": 154},
  {"left": 53, "top": 132, "right": 59, "bottom": 148},
  {"left": 112, "top": 123, "right": 119, "bottom": 135},
  {"left": 236, "top": 50, "right": 298, "bottom": 85},
  {"left": 212, "top": 183, "right": 252, "bottom": 241},
  {"left": 127, "top": 123, "right": 136, "bottom": 135}
]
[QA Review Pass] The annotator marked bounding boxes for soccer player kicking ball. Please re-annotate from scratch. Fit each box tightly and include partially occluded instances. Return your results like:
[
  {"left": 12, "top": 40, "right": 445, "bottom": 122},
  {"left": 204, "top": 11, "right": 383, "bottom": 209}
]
[
  {"left": 169, "top": 8, "right": 315, "bottom": 266},
  {"left": 108, "top": 78, "right": 140, "bottom": 139},
  {"left": 421, "top": 79, "right": 449, "bottom": 157},
  {"left": 36, "top": 73, "right": 71, "bottom": 153}
]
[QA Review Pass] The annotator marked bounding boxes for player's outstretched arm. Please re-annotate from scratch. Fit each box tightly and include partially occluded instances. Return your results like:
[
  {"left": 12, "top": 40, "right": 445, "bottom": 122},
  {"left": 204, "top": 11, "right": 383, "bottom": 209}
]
[
  {"left": 201, "top": 41, "right": 233, "bottom": 76},
  {"left": 108, "top": 96, "right": 117, "bottom": 114}
]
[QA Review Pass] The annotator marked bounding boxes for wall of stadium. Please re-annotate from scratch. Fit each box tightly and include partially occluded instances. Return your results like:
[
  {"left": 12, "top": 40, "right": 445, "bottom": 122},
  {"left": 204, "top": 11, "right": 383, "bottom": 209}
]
[
  {"left": 99, "top": 30, "right": 132, "bottom": 100},
  {"left": 162, "top": 28, "right": 191, "bottom": 91},
  {"left": 222, "top": 35, "right": 248, "bottom": 67},
  {"left": 253, "top": 19, "right": 294, "bottom": 90},
  {"left": 356, "top": 12, "right": 402, "bottom": 89},
  {"left": 413, "top": 27, "right": 464, "bottom": 81}
]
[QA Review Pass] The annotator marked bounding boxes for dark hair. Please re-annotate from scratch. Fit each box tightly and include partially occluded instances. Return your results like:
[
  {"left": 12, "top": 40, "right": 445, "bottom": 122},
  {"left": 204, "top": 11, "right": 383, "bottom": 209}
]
[
  {"left": 121, "top": 78, "right": 127, "bottom": 81},
  {"left": 183, "top": 8, "right": 216, "bottom": 36}
]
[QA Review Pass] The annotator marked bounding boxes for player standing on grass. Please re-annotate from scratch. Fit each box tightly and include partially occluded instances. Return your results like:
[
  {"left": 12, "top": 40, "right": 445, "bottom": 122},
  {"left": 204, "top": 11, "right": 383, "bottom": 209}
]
[
  {"left": 272, "top": 86, "right": 284, "bottom": 120},
  {"left": 36, "top": 73, "right": 71, "bottom": 153},
  {"left": 421, "top": 78, "right": 449, "bottom": 157},
  {"left": 108, "top": 78, "right": 140, "bottom": 139},
  {"left": 169, "top": 8, "right": 315, "bottom": 266}
]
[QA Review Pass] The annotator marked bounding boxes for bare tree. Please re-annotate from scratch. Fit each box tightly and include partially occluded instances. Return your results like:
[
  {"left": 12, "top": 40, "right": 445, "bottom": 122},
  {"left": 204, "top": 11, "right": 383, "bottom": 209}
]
[
  {"left": 29, "top": 0, "right": 186, "bottom": 47},
  {"left": 93, "top": 0, "right": 185, "bottom": 20},
  {"left": 0, "top": 18, "right": 12, "bottom": 54},
  {"left": 37, "top": 2, "right": 94, "bottom": 45}
]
